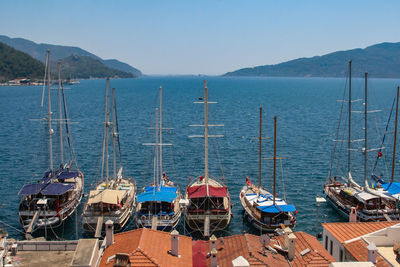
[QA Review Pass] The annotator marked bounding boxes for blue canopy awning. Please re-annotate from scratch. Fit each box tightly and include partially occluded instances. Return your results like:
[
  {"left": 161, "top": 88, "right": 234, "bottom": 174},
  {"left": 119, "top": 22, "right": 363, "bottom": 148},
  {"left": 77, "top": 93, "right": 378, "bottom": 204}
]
[
  {"left": 381, "top": 183, "right": 400, "bottom": 195},
  {"left": 40, "top": 183, "right": 74, "bottom": 195},
  {"left": 137, "top": 190, "right": 177, "bottom": 203},
  {"left": 257, "top": 204, "right": 297, "bottom": 213},
  {"left": 18, "top": 183, "right": 45, "bottom": 196},
  {"left": 144, "top": 186, "right": 177, "bottom": 193}
]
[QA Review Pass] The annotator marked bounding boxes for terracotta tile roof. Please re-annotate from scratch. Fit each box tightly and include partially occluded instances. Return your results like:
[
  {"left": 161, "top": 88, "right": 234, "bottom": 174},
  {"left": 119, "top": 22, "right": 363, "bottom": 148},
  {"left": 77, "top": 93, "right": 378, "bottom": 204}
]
[
  {"left": 274, "top": 232, "right": 335, "bottom": 267},
  {"left": 192, "top": 234, "right": 289, "bottom": 267},
  {"left": 98, "top": 228, "right": 192, "bottom": 267},
  {"left": 193, "top": 234, "right": 289, "bottom": 267},
  {"left": 322, "top": 222, "right": 399, "bottom": 243},
  {"left": 344, "top": 239, "right": 390, "bottom": 267},
  {"left": 192, "top": 240, "right": 209, "bottom": 267}
]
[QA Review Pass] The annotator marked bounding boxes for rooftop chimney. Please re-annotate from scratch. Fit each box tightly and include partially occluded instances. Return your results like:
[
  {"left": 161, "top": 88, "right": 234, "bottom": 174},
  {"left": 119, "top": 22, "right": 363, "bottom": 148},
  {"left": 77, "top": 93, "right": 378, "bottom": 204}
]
[
  {"left": 288, "top": 233, "right": 297, "bottom": 261},
  {"left": 350, "top": 207, "right": 357, "bottom": 222},
  {"left": 284, "top": 227, "right": 293, "bottom": 249},
  {"left": 211, "top": 248, "right": 218, "bottom": 267},
  {"left": 367, "top": 242, "right": 377, "bottom": 264},
  {"left": 105, "top": 220, "right": 114, "bottom": 247},
  {"left": 232, "top": 256, "right": 250, "bottom": 267},
  {"left": 170, "top": 230, "right": 179, "bottom": 257},
  {"left": 210, "top": 235, "right": 217, "bottom": 251}
]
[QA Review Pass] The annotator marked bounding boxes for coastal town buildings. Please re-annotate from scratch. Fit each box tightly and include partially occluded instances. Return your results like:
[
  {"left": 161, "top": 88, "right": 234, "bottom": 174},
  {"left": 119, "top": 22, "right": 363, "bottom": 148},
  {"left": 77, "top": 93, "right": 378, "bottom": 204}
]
[
  {"left": 322, "top": 221, "right": 400, "bottom": 266},
  {"left": 98, "top": 223, "right": 193, "bottom": 267},
  {"left": 97, "top": 225, "right": 334, "bottom": 267},
  {"left": 5, "top": 220, "right": 400, "bottom": 266}
]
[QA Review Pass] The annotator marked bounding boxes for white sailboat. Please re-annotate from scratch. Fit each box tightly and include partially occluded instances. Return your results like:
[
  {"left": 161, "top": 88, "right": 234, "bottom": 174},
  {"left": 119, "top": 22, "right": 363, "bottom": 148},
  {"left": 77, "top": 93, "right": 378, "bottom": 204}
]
[
  {"left": 18, "top": 51, "right": 84, "bottom": 239},
  {"left": 184, "top": 80, "right": 231, "bottom": 237},
  {"left": 136, "top": 86, "right": 182, "bottom": 231},
  {"left": 240, "top": 109, "right": 296, "bottom": 232},
  {"left": 82, "top": 78, "right": 136, "bottom": 236}
]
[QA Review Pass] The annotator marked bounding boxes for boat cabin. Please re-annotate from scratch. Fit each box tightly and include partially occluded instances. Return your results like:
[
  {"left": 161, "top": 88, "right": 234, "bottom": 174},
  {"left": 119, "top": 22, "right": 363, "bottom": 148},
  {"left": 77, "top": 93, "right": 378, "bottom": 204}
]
[
  {"left": 187, "top": 185, "right": 229, "bottom": 213},
  {"left": 136, "top": 186, "right": 178, "bottom": 216},
  {"left": 86, "top": 189, "right": 127, "bottom": 215}
]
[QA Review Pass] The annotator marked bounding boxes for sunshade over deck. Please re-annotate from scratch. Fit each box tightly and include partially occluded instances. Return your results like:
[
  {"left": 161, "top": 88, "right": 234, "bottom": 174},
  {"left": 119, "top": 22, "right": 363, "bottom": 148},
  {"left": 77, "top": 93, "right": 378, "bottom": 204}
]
[
  {"left": 88, "top": 189, "right": 127, "bottom": 205},
  {"left": 256, "top": 204, "right": 296, "bottom": 213},
  {"left": 18, "top": 183, "right": 45, "bottom": 195},
  {"left": 381, "top": 182, "right": 400, "bottom": 195},
  {"left": 137, "top": 190, "right": 178, "bottom": 203},
  {"left": 40, "top": 183, "right": 74, "bottom": 195},
  {"left": 18, "top": 182, "right": 74, "bottom": 196},
  {"left": 187, "top": 185, "right": 227, "bottom": 198}
]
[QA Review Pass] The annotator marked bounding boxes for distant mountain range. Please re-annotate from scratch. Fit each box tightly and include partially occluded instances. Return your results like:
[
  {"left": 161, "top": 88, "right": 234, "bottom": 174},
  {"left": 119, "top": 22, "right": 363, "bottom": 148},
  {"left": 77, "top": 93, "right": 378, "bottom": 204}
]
[
  {"left": 0, "top": 35, "right": 142, "bottom": 77},
  {"left": 51, "top": 55, "right": 134, "bottom": 79},
  {"left": 0, "top": 42, "right": 44, "bottom": 82},
  {"left": 224, "top": 42, "right": 400, "bottom": 78}
]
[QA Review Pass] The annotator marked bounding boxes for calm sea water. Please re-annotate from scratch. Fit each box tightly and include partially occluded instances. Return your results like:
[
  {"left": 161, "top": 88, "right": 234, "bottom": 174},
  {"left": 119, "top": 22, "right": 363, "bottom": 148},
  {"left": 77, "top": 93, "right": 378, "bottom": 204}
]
[{"left": 1, "top": 75, "right": 400, "bottom": 240}]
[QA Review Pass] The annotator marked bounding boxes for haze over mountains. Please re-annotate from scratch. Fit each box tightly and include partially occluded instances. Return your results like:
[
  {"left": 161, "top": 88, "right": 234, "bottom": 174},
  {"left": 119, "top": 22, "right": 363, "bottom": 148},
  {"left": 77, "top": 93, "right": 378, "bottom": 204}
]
[
  {"left": 0, "top": 35, "right": 142, "bottom": 78},
  {"left": 224, "top": 42, "right": 400, "bottom": 78},
  {"left": 2, "top": 34, "right": 400, "bottom": 79}
]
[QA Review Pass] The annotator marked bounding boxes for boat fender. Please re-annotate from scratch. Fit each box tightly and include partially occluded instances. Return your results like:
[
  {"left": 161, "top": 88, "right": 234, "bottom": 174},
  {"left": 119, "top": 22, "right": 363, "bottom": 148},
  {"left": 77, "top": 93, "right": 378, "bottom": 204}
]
[{"left": 240, "top": 192, "right": 244, "bottom": 197}]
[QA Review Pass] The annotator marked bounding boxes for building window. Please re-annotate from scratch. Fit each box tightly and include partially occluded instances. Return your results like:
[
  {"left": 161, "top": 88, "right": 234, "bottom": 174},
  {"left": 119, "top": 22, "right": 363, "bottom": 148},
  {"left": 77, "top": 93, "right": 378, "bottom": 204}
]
[
  {"left": 330, "top": 240, "right": 333, "bottom": 255},
  {"left": 340, "top": 249, "right": 344, "bottom": 261},
  {"left": 325, "top": 236, "right": 328, "bottom": 249}
]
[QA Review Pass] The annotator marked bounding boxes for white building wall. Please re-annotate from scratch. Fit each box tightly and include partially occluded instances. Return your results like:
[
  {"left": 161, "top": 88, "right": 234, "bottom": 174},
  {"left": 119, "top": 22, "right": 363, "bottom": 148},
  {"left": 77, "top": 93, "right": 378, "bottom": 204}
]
[{"left": 323, "top": 228, "right": 345, "bottom": 261}]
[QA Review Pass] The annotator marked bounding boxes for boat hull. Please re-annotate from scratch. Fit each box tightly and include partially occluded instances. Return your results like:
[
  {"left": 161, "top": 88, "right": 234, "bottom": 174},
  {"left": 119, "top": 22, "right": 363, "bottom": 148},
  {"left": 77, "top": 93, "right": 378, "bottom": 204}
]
[
  {"left": 135, "top": 210, "right": 181, "bottom": 232},
  {"left": 82, "top": 205, "right": 134, "bottom": 234},
  {"left": 323, "top": 183, "right": 400, "bottom": 222},
  {"left": 184, "top": 176, "right": 232, "bottom": 235},
  {"left": 82, "top": 178, "right": 136, "bottom": 236},
  {"left": 18, "top": 171, "right": 83, "bottom": 234},
  {"left": 239, "top": 185, "right": 295, "bottom": 232}
]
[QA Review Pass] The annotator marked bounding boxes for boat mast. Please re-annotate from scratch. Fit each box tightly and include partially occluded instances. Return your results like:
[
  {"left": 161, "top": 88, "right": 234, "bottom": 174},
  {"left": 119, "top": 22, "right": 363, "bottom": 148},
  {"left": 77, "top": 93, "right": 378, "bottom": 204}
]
[
  {"left": 46, "top": 50, "right": 53, "bottom": 172},
  {"left": 204, "top": 80, "right": 209, "bottom": 196},
  {"left": 347, "top": 60, "right": 352, "bottom": 186},
  {"left": 391, "top": 87, "right": 400, "bottom": 183},
  {"left": 105, "top": 78, "right": 110, "bottom": 188},
  {"left": 273, "top": 116, "right": 277, "bottom": 205},
  {"left": 112, "top": 87, "right": 117, "bottom": 180},
  {"left": 57, "top": 61, "right": 64, "bottom": 165},
  {"left": 259, "top": 107, "right": 262, "bottom": 189},
  {"left": 364, "top": 72, "right": 368, "bottom": 187},
  {"left": 159, "top": 86, "right": 163, "bottom": 183},
  {"left": 155, "top": 108, "right": 160, "bottom": 190}
]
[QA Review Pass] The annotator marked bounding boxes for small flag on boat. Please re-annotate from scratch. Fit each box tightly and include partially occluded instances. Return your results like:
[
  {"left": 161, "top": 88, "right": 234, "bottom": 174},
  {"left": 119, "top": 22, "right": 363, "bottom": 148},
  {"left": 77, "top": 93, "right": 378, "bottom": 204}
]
[{"left": 378, "top": 151, "right": 383, "bottom": 158}]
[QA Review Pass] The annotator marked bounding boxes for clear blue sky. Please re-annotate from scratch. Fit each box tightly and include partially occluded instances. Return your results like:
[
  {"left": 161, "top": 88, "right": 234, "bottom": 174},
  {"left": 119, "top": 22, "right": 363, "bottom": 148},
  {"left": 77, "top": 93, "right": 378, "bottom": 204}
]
[{"left": 1, "top": 1, "right": 399, "bottom": 75}]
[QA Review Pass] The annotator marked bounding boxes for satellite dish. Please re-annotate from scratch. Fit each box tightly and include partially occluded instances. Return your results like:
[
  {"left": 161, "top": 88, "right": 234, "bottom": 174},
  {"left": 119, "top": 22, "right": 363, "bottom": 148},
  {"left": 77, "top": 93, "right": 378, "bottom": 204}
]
[{"left": 259, "top": 234, "right": 270, "bottom": 246}]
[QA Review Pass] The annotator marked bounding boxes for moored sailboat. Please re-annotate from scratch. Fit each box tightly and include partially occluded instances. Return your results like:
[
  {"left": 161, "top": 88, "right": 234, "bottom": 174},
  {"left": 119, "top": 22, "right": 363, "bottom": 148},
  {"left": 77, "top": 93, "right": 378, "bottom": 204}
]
[
  {"left": 240, "top": 109, "right": 296, "bottom": 232},
  {"left": 184, "top": 80, "right": 231, "bottom": 237},
  {"left": 324, "top": 64, "right": 400, "bottom": 221},
  {"left": 82, "top": 78, "right": 136, "bottom": 236},
  {"left": 136, "top": 86, "right": 182, "bottom": 231},
  {"left": 18, "top": 52, "right": 84, "bottom": 239}
]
